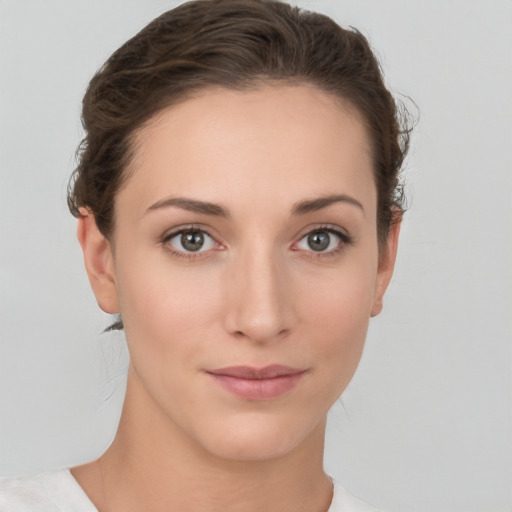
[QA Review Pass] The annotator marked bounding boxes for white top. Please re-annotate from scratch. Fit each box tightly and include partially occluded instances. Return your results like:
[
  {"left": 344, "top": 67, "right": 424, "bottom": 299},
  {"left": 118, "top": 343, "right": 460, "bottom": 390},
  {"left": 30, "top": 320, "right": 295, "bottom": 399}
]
[{"left": 0, "top": 469, "right": 380, "bottom": 511}]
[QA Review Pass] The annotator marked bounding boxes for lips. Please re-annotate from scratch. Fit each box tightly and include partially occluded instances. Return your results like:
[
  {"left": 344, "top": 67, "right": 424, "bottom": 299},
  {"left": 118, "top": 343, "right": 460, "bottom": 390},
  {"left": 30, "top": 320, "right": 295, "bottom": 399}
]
[{"left": 206, "top": 365, "right": 306, "bottom": 400}]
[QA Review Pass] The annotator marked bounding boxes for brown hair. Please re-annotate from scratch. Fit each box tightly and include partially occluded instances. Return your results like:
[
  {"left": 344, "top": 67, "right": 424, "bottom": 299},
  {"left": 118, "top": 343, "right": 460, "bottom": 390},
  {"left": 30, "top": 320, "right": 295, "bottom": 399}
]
[{"left": 68, "top": 0, "right": 410, "bottom": 244}]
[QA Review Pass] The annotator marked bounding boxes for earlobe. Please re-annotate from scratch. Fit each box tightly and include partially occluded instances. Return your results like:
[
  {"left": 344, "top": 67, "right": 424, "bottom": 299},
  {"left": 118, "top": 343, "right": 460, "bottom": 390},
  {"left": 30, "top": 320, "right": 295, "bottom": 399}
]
[
  {"left": 371, "top": 218, "right": 401, "bottom": 317},
  {"left": 77, "top": 207, "right": 119, "bottom": 314}
]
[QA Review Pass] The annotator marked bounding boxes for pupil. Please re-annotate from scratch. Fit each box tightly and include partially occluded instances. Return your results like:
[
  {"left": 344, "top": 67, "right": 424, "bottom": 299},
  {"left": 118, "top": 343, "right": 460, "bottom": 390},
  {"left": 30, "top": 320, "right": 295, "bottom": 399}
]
[
  {"left": 181, "top": 231, "right": 204, "bottom": 251},
  {"left": 308, "top": 231, "right": 330, "bottom": 251}
]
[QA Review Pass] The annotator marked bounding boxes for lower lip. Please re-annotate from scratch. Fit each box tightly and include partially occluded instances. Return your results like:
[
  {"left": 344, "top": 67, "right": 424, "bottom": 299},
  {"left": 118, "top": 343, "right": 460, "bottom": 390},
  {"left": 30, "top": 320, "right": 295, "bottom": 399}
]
[{"left": 208, "top": 372, "right": 305, "bottom": 400}]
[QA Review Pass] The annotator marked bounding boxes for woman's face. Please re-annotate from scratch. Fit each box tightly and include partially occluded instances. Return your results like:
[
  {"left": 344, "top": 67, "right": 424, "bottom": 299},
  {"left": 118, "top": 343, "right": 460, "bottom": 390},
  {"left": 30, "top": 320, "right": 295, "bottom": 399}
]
[{"left": 82, "top": 85, "right": 398, "bottom": 461}]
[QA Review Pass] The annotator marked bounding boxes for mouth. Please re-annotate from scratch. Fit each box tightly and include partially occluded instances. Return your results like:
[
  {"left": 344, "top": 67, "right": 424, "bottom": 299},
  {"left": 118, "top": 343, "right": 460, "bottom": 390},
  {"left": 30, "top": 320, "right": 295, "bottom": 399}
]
[{"left": 206, "top": 365, "right": 307, "bottom": 400}]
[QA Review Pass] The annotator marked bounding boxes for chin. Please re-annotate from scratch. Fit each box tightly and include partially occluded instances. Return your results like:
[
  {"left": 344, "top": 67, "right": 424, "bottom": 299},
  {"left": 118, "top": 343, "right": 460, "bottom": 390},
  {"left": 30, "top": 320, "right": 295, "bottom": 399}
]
[{"left": 192, "top": 412, "right": 325, "bottom": 463}]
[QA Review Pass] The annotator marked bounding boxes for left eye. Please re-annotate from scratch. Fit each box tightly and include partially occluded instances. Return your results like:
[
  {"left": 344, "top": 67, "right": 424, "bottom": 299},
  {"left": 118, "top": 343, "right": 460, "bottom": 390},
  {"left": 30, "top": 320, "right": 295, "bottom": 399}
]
[
  {"left": 296, "top": 229, "right": 344, "bottom": 253},
  {"left": 166, "top": 229, "right": 217, "bottom": 253}
]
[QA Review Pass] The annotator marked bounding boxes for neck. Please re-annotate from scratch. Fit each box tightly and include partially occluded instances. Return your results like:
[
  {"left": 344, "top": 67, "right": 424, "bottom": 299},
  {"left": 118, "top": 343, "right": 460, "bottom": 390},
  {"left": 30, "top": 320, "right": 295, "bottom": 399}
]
[{"left": 75, "top": 368, "right": 333, "bottom": 512}]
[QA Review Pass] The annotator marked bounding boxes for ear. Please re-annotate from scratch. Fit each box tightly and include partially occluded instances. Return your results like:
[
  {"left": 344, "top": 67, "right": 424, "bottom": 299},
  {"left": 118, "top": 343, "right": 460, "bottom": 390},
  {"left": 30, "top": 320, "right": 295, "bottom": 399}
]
[
  {"left": 77, "top": 207, "right": 119, "bottom": 314},
  {"left": 371, "top": 217, "right": 401, "bottom": 317}
]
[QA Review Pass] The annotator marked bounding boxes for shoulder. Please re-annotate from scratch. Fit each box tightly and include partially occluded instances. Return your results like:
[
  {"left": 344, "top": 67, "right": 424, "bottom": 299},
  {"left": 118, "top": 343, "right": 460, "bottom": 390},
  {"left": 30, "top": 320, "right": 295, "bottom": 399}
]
[
  {"left": 329, "top": 480, "right": 382, "bottom": 512},
  {"left": 0, "top": 469, "right": 97, "bottom": 511}
]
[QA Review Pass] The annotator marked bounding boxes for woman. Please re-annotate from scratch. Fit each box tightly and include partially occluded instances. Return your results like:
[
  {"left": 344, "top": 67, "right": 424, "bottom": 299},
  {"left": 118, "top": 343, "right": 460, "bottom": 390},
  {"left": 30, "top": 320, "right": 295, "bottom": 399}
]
[{"left": 0, "top": 0, "right": 409, "bottom": 510}]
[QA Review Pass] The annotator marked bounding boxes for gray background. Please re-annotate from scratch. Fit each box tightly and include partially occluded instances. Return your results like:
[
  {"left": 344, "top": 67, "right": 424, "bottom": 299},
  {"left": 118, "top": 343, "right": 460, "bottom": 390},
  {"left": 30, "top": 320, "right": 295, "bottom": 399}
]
[{"left": 1, "top": 1, "right": 511, "bottom": 511}]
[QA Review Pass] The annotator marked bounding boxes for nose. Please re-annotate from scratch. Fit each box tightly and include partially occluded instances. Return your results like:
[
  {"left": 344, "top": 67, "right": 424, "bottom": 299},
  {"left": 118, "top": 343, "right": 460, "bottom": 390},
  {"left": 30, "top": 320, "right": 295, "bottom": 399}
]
[{"left": 223, "top": 244, "right": 295, "bottom": 344}]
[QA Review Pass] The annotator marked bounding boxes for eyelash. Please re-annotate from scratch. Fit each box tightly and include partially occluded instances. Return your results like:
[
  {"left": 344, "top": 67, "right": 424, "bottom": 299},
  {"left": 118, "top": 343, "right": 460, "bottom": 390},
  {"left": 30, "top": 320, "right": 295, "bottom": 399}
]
[
  {"left": 161, "top": 225, "right": 221, "bottom": 260},
  {"left": 292, "top": 225, "right": 353, "bottom": 260},
  {"left": 160, "top": 224, "right": 353, "bottom": 260}
]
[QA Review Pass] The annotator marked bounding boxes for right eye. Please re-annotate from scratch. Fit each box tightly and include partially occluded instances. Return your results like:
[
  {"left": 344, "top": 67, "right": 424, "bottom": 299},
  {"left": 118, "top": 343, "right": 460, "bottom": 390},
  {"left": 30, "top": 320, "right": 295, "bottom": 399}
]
[{"left": 164, "top": 228, "right": 218, "bottom": 255}]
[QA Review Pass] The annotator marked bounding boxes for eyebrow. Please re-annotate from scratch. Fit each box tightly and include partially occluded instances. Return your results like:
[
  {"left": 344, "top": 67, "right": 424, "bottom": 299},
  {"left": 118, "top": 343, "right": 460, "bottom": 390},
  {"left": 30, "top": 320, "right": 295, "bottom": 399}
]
[
  {"left": 292, "top": 194, "right": 365, "bottom": 216},
  {"left": 146, "top": 193, "right": 364, "bottom": 218},
  {"left": 146, "top": 197, "right": 229, "bottom": 217}
]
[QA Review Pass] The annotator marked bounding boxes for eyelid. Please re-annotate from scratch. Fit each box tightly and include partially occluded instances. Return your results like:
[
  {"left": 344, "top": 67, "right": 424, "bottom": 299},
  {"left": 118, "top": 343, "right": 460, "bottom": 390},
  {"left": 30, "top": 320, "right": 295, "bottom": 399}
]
[
  {"left": 291, "top": 224, "right": 353, "bottom": 255},
  {"left": 159, "top": 223, "right": 353, "bottom": 260},
  {"left": 292, "top": 223, "right": 351, "bottom": 243},
  {"left": 161, "top": 224, "right": 223, "bottom": 259}
]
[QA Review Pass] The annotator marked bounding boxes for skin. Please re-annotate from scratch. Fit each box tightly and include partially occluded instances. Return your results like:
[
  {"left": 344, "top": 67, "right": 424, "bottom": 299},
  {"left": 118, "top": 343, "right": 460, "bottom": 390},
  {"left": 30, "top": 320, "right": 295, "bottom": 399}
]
[{"left": 72, "top": 84, "right": 400, "bottom": 512}]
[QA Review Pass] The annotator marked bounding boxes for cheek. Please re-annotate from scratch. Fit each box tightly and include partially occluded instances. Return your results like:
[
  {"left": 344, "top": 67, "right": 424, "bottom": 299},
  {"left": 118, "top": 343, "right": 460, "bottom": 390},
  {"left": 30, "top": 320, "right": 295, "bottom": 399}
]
[
  {"left": 114, "top": 253, "right": 224, "bottom": 362},
  {"left": 294, "top": 256, "right": 378, "bottom": 382}
]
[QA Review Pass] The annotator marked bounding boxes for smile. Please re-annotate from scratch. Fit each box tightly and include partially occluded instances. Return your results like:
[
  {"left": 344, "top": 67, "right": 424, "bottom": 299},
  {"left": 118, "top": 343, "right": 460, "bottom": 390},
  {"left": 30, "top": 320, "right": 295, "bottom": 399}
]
[{"left": 206, "top": 365, "right": 307, "bottom": 400}]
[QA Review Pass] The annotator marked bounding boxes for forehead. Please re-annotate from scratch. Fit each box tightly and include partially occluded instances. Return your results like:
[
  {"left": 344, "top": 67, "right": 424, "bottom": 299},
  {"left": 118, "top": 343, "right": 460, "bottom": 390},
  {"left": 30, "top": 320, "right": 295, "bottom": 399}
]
[{"left": 119, "top": 85, "right": 376, "bottom": 216}]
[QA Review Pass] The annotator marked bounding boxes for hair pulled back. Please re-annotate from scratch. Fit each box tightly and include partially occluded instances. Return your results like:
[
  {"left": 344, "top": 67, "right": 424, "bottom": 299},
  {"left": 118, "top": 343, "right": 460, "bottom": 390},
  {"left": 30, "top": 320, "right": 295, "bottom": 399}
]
[{"left": 68, "top": 0, "right": 410, "bottom": 246}]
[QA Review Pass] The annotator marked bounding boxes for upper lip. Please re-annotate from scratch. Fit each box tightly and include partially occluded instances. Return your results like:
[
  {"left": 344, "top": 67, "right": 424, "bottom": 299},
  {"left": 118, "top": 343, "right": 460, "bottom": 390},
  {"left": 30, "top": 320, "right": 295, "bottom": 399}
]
[{"left": 207, "top": 365, "right": 305, "bottom": 380}]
